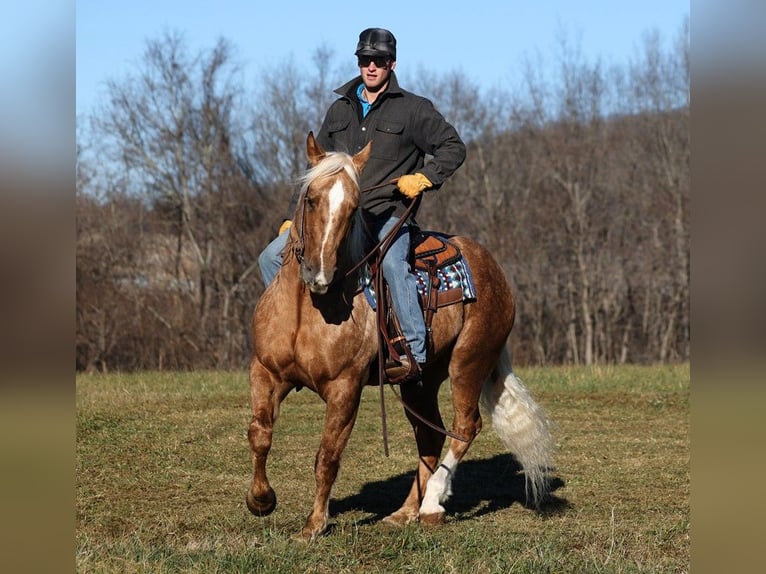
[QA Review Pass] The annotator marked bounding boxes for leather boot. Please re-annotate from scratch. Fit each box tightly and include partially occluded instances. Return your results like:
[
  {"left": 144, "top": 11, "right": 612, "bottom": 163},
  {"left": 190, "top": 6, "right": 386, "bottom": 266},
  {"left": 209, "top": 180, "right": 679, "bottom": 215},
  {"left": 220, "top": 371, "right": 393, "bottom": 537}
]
[{"left": 384, "top": 356, "right": 422, "bottom": 385}]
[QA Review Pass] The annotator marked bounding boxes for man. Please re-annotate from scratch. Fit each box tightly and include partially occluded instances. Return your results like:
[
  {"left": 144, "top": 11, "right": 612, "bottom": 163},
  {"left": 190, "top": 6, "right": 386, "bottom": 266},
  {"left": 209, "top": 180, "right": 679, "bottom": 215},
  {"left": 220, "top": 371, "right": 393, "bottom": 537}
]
[{"left": 258, "top": 27, "right": 466, "bottom": 383}]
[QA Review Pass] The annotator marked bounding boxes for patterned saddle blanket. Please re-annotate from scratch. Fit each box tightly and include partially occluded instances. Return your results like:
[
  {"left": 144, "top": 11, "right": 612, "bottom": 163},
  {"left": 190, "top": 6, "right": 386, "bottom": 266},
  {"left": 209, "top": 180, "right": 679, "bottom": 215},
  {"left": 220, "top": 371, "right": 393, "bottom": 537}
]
[{"left": 362, "top": 233, "right": 477, "bottom": 310}]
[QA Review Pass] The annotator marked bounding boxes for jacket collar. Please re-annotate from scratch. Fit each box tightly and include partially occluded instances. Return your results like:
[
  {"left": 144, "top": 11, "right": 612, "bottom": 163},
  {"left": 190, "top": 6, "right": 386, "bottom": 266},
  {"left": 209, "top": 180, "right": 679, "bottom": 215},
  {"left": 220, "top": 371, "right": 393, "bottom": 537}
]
[{"left": 335, "top": 71, "right": 403, "bottom": 100}]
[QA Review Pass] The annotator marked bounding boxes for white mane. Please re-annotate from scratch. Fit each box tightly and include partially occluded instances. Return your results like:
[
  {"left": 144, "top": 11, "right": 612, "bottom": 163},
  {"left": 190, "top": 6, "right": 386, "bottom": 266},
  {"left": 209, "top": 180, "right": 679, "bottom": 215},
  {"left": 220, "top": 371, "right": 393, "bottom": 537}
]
[{"left": 298, "top": 152, "right": 359, "bottom": 196}]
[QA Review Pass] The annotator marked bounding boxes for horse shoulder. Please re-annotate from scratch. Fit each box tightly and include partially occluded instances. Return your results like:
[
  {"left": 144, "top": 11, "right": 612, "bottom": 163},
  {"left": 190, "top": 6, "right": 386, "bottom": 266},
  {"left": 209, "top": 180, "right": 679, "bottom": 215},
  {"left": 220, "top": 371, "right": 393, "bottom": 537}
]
[{"left": 253, "top": 285, "right": 300, "bottom": 367}]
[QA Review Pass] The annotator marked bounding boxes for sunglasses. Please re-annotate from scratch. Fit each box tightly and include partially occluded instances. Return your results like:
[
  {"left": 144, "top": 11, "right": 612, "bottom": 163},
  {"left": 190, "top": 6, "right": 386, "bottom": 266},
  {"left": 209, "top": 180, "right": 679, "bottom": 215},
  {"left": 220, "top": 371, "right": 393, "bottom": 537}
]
[{"left": 357, "top": 56, "right": 391, "bottom": 68}]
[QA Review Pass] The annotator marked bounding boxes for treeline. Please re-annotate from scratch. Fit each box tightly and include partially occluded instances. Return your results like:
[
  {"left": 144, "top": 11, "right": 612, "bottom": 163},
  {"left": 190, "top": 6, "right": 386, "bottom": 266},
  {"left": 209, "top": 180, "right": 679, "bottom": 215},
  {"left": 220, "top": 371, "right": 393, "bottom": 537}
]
[{"left": 76, "top": 23, "right": 689, "bottom": 371}]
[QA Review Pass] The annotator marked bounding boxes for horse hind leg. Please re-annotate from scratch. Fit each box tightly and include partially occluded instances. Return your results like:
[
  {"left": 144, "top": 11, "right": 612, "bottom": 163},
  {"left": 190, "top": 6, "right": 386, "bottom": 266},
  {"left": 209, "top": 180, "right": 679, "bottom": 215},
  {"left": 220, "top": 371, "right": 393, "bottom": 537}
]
[
  {"left": 417, "top": 357, "right": 489, "bottom": 525},
  {"left": 418, "top": 446, "right": 462, "bottom": 525},
  {"left": 382, "top": 376, "right": 447, "bottom": 527}
]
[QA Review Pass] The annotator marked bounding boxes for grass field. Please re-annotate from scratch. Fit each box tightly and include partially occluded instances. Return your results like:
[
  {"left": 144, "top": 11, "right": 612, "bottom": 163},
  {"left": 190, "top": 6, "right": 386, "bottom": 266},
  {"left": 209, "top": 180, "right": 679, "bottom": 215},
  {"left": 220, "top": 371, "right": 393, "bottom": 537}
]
[{"left": 76, "top": 364, "right": 689, "bottom": 573}]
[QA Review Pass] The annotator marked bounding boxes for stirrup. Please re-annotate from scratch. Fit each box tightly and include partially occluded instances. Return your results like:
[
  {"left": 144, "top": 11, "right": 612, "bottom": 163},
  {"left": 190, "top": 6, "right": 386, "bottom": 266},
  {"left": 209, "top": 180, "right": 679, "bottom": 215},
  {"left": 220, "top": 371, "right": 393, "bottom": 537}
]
[{"left": 384, "top": 356, "right": 421, "bottom": 385}]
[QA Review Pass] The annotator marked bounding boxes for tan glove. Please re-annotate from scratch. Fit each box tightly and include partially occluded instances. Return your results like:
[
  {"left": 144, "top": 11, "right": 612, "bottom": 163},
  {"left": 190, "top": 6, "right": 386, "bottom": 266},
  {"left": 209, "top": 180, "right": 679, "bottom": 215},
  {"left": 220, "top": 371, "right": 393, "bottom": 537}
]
[
  {"left": 279, "top": 220, "right": 292, "bottom": 235},
  {"left": 396, "top": 173, "right": 432, "bottom": 199}
]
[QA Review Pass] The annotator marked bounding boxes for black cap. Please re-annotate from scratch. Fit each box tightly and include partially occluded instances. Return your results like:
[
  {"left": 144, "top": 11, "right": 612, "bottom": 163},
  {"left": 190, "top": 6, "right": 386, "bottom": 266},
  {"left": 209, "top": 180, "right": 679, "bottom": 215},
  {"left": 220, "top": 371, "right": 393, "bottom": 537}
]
[{"left": 355, "top": 28, "right": 396, "bottom": 60}]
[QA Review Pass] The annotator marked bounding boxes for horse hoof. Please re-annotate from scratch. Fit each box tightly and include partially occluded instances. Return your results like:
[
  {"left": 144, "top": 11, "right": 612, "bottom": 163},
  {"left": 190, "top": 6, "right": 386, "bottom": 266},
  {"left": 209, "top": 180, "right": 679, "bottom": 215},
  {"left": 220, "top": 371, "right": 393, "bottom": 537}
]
[
  {"left": 382, "top": 509, "right": 418, "bottom": 527},
  {"left": 292, "top": 523, "right": 327, "bottom": 543},
  {"left": 291, "top": 529, "right": 322, "bottom": 543},
  {"left": 419, "top": 511, "right": 446, "bottom": 526},
  {"left": 245, "top": 487, "right": 277, "bottom": 516},
  {"left": 290, "top": 531, "right": 313, "bottom": 543}
]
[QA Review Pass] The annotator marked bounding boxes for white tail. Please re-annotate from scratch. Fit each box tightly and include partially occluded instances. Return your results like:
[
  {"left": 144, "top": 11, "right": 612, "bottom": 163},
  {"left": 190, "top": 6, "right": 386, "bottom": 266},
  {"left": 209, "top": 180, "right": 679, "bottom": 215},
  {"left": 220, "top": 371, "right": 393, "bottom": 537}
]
[{"left": 480, "top": 347, "right": 554, "bottom": 506}]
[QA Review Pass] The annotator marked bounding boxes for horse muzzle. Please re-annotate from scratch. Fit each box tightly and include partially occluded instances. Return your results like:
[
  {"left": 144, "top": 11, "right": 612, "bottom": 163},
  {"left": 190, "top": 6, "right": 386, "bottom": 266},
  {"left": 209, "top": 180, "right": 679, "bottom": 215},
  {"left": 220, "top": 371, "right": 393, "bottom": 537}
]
[
  {"left": 307, "top": 281, "right": 330, "bottom": 295},
  {"left": 300, "top": 264, "right": 334, "bottom": 294}
]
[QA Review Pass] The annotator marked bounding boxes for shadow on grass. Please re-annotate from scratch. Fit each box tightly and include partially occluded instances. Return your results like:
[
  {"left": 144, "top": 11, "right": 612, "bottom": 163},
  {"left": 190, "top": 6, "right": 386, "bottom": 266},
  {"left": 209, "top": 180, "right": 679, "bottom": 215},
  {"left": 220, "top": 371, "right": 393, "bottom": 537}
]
[{"left": 329, "top": 453, "right": 568, "bottom": 525}]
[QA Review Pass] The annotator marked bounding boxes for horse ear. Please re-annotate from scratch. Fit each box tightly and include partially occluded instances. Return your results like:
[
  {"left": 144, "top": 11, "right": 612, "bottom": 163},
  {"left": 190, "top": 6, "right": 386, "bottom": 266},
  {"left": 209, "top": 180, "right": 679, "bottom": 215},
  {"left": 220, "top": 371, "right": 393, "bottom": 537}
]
[
  {"left": 306, "top": 131, "right": 326, "bottom": 166},
  {"left": 352, "top": 140, "right": 373, "bottom": 174}
]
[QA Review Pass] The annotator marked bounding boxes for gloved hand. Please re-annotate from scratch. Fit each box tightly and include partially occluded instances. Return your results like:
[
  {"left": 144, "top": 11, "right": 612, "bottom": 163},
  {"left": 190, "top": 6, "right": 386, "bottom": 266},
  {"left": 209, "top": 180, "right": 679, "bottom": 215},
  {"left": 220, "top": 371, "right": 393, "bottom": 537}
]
[
  {"left": 396, "top": 173, "right": 432, "bottom": 199},
  {"left": 279, "top": 220, "right": 293, "bottom": 235}
]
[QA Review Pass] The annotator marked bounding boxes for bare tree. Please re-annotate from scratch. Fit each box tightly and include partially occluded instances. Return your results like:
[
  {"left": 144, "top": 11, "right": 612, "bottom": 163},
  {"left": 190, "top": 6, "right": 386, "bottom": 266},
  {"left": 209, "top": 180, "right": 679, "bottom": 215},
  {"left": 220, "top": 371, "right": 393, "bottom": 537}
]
[
  {"left": 88, "top": 31, "right": 267, "bottom": 368},
  {"left": 625, "top": 21, "right": 690, "bottom": 362},
  {"left": 244, "top": 46, "right": 350, "bottom": 228}
]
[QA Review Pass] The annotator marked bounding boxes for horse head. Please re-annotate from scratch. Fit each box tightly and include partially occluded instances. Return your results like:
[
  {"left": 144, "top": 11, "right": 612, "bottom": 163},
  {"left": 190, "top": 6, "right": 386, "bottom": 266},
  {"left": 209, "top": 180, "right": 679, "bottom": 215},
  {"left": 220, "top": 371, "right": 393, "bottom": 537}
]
[{"left": 293, "top": 132, "right": 372, "bottom": 294}]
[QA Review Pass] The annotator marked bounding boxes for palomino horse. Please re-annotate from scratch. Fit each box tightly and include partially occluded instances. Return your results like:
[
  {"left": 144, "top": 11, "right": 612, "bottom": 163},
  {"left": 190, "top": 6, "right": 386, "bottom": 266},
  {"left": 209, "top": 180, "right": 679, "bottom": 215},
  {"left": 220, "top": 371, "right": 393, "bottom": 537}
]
[{"left": 246, "top": 132, "right": 554, "bottom": 541}]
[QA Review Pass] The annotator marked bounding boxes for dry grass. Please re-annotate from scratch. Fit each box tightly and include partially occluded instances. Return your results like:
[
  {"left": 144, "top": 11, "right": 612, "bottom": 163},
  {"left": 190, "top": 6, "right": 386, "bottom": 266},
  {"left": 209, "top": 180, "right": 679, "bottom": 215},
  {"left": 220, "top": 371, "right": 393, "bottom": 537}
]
[{"left": 76, "top": 364, "right": 689, "bottom": 573}]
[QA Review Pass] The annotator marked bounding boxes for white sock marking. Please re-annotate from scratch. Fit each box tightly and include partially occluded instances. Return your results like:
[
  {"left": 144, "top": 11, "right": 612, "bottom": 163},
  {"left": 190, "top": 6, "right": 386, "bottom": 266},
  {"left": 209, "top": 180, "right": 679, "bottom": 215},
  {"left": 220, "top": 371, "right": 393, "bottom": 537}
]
[{"left": 420, "top": 450, "right": 459, "bottom": 515}]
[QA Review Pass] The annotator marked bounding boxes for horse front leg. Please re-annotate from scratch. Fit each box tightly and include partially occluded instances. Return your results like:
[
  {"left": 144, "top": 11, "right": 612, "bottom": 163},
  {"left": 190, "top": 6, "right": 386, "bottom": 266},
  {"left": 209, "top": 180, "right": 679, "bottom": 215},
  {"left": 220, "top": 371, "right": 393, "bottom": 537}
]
[
  {"left": 297, "top": 382, "right": 362, "bottom": 542},
  {"left": 246, "top": 359, "right": 291, "bottom": 517}
]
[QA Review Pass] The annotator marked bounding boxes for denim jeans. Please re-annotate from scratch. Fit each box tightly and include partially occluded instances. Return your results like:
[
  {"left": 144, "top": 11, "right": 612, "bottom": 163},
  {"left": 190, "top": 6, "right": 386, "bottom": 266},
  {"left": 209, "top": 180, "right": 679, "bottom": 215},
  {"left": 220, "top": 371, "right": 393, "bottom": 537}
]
[
  {"left": 257, "top": 217, "right": 426, "bottom": 363},
  {"left": 377, "top": 217, "right": 426, "bottom": 364},
  {"left": 258, "top": 229, "right": 289, "bottom": 288}
]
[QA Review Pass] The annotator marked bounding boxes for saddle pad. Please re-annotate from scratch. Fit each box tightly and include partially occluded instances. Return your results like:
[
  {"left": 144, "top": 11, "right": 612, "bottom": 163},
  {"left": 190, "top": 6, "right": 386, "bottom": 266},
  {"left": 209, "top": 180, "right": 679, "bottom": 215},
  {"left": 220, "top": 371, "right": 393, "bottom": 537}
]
[{"left": 362, "top": 257, "right": 477, "bottom": 311}]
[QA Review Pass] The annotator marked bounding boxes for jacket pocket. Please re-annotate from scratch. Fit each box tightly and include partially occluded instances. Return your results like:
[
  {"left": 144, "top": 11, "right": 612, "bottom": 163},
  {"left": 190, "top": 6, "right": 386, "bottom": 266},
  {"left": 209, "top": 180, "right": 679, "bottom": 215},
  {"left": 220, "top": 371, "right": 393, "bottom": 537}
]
[
  {"left": 372, "top": 120, "right": 404, "bottom": 161},
  {"left": 326, "top": 119, "right": 350, "bottom": 134},
  {"left": 325, "top": 119, "right": 351, "bottom": 149}
]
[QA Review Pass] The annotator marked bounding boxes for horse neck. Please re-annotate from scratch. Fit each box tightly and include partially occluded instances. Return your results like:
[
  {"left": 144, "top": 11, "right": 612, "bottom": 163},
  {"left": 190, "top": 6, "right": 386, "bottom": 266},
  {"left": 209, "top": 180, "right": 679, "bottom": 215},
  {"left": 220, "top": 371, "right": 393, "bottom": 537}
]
[{"left": 273, "top": 232, "right": 303, "bottom": 286}]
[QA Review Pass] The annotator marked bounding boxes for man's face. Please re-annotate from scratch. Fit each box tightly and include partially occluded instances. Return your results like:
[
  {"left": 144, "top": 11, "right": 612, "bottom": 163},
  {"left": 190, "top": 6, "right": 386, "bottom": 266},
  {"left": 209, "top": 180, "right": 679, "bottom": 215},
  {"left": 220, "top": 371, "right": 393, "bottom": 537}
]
[{"left": 357, "top": 55, "right": 395, "bottom": 91}]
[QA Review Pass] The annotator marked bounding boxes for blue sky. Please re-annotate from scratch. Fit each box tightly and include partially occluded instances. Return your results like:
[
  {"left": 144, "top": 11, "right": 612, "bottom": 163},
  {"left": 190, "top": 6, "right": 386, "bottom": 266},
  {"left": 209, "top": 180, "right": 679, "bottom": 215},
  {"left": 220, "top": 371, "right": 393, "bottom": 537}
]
[{"left": 76, "top": 1, "right": 689, "bottom": 117}]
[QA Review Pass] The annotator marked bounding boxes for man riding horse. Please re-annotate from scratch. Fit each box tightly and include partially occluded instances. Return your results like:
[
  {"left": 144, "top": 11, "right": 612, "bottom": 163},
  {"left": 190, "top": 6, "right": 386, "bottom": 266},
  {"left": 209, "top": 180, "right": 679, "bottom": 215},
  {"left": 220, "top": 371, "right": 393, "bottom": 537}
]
[{"left": 258, "top": 27, "right": 466, "bottom": 385}]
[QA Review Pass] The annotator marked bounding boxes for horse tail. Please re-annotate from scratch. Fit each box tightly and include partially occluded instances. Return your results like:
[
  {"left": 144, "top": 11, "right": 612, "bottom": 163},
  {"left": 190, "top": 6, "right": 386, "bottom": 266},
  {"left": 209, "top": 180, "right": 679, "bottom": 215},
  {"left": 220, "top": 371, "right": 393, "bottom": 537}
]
[{"left": 480, "top": 347, "right": 554, "bottom": 507}]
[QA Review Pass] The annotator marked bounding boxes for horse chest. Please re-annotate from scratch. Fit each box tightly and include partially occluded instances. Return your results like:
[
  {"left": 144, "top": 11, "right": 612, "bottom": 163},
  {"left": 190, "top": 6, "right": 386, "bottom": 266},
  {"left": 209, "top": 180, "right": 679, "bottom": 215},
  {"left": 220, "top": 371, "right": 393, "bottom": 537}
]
[
  {"left": 294, "top": 316, "right": 370, "bottom": 358},
  {"left": 254, "top": 265, "right": 377, "bottom": 385}
]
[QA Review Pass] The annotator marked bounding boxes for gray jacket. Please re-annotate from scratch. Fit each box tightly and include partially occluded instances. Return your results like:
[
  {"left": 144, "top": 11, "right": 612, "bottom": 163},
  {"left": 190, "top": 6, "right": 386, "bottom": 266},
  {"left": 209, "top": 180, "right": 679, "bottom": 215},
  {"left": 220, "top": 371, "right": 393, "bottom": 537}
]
[{"left": 291, "top": 72, "right": 466, "bottom": 222}]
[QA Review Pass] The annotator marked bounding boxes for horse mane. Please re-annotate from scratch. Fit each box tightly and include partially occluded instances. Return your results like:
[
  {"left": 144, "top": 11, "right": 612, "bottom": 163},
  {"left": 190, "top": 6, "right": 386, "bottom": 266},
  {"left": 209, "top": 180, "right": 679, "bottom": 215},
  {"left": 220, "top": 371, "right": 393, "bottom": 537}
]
[{"left": 297, "top": 151, "right": 360, "bottom": 196}]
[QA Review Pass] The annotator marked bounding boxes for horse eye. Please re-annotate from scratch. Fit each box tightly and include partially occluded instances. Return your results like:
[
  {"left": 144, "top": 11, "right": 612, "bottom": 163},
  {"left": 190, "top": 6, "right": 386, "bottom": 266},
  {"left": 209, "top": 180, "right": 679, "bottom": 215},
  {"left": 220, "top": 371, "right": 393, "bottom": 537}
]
[{"left": 305, "top": 196, "right": 315, "bottom": 210}]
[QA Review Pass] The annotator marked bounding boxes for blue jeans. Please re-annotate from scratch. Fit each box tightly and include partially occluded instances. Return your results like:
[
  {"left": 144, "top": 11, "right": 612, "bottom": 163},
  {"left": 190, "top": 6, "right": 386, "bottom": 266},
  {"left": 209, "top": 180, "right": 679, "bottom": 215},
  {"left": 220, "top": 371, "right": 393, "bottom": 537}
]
[
  {"left": 377, "top": 217, "right": 426, "bottom": 364},
  {"left": 258, "top": 229, "right": 289, "bottom": 288},
  {"left": 257, "top": 217, "right": 426, "bottom": 363}
]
